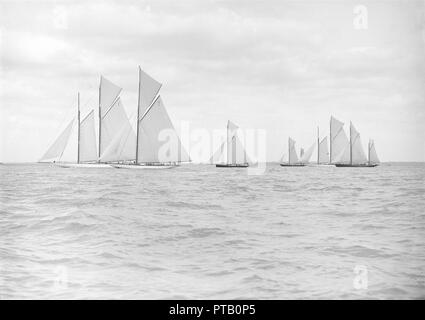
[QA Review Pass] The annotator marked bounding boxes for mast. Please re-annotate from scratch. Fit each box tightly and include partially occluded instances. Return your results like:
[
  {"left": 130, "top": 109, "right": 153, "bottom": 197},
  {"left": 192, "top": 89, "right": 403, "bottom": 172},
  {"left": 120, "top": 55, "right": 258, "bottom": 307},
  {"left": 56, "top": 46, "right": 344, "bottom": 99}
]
[
  {"left": 329, "top": 117, "right": 332, "bottom": 163},
  {"left": 317, "top": 126, "right": 320, "bottom": 164},
  {"left": 349, "top": 121, "right": 353, "bottom": 165},
  {"left": 77, "top": 92, "right": 80, "bottom": 164},
  {"left": 135, "top": 67, "right": 141, "bottom": 164},
  {"left": 98, "top": 76, "right": 102, "bottom": 162}
]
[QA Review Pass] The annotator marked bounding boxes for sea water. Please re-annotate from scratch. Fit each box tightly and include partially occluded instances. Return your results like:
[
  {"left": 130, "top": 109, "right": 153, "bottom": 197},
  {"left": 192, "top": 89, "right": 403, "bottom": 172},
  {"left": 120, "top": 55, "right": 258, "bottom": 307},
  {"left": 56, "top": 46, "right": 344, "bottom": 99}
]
[{"left": 0, "top": 163, "right": 424, "bottom": 299}]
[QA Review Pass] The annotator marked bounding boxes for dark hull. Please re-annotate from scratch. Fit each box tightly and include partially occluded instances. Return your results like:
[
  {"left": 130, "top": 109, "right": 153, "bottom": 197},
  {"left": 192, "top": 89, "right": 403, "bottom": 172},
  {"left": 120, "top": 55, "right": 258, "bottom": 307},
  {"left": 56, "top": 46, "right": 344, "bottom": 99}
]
[
  {"left": 216, "top": 163, "right": 249, "bottom": 168},
  {"left": 280, "top": 163, "right": 306, "bottom": 167},
  {"left": 335, "top": 164, "right": 378, "bottom": 168}
]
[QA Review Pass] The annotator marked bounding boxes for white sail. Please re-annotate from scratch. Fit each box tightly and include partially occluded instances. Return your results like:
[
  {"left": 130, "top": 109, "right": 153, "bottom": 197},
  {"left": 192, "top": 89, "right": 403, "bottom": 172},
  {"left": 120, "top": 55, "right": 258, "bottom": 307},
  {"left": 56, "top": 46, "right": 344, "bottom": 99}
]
[
  {"left": 100, "top": 76, "right": 122, "bottom": 117},
  {"left": 288, "top": 137, "right": 299, "bottom": 164},
  {"left": 350, "top": 122, "right": 367, "bottom": 164},
  {"left": 300, "top": 142, "right": 315, "bottom": 163},
  {"left": 79, "top": 110, "right": 97, "bottom": 162},
  {"left": 137, "top": 96, "right": 189, "bottom": 163},
  {"left": 318, "top": 136, "right": 329, "bottom": 163},
  {"left": 369, "top": 140, "right": 380, "bottom": 164},
  {"left": 40, "top": 118, "right": 74, "bottom": 162},
  {"left": 138, "top": 67, "right": 162, "bottom": 120},
  {"left": 99, "top": 115, "right": 136, "bottom": 162},
  {"left": 330, "top": 116, "right": 350, "bottom": 163},
  {"left": 101, "top": 98, "right": 136, "bottom": 161}
]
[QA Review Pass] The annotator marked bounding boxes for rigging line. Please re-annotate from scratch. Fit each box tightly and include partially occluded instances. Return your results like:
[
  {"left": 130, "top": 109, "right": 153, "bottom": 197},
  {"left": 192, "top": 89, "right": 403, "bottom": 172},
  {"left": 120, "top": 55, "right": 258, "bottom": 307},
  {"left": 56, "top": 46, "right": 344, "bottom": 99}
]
[
  {"left": 80, "top": 109, "right": 94, "bottom": 124},
  {"left": 101, "top": 94, "right": 122, "bottom": 120}
]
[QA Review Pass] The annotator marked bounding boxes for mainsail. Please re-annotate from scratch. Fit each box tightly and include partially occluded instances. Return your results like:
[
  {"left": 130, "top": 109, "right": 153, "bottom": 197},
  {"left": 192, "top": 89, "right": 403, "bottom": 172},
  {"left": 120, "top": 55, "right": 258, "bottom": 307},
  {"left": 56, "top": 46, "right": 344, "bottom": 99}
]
[
  {"left": 79, "top": 110, "right": 97, "bottom": 162},
  {"left": 138, "top": 66, "right": 162, "bottom": 120},
  {"left": 368, "top": 140, "right": 380, "bottom": 164},
  {"left": 288, "top": 137, "right": 299, "bottom": 164},
  {"left": 99, "top": 76, "right": 122, "bottom": 118},
  {"left": 40, "top": 119, "right": 74, "bottom": 162},
  {"left": 330, "top": 116, "right": 350, "bottom": 163},
  {"left": 350, "top": 122, "right": 367, "bottom": 164},
  {"left": 318, "top": 136, "right": 329, "bottom": 164},
  {"left": 137, "top": 95, "right": 189, "bottom": 163}
]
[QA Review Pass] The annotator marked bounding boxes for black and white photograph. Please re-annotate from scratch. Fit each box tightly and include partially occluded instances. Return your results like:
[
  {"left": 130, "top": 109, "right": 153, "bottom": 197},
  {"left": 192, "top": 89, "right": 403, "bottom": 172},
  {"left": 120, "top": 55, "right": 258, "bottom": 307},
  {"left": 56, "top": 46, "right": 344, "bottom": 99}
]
[{"left": 0, "top": 0, "right": 424, "bottom": 305}]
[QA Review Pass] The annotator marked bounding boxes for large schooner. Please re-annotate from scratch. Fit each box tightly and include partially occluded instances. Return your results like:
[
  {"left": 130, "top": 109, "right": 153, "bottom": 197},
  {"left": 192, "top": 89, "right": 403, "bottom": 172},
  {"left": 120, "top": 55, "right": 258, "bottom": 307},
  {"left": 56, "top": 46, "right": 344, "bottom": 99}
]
[
  {"left": 39, "top": 76, "right": 134, "bottom": 168},
  {"left": 112, "top": 67, "right": 190, "bottom": 169},
  {"left": 212, "top": 120, "right": 249, "bottom": 168}
]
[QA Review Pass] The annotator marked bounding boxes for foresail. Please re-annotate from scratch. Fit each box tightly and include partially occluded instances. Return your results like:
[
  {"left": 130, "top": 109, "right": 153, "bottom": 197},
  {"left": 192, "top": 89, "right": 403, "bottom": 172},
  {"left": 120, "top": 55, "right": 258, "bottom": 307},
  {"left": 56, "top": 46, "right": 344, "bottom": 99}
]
[
  {"left": 40, "top": 118, "right": 74, "bottom": 162},
  {"left": 137, "top": 96, "right": 188, "bottom": 163},
  {"left": 100, "top": 76, "right": 122, "bottom": 117},
  {"left": 318, "top": 136, "right": 329, "bottom": 163},
  {"left": 79, "top": 110, "right": 97, "bottom": 162},
  {"left": 138, "top": 67, "right": 162, "bottom": 120}
]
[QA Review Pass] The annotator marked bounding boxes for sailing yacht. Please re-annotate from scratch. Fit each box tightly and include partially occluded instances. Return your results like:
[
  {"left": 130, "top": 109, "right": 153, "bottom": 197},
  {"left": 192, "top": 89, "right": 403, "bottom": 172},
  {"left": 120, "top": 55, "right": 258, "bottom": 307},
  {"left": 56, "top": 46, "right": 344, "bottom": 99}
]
[
  {"left": 280, "top": 137, "right": 305, "bottom": 167},
  {"left": 335, "top": 122, "right": 379, "bottom": 167},
  {"left": 212, "top": 120, "right": 249, "bottom": 168},
  {"left": 112, "top": 67, "right": 190, "bottom": 169}
]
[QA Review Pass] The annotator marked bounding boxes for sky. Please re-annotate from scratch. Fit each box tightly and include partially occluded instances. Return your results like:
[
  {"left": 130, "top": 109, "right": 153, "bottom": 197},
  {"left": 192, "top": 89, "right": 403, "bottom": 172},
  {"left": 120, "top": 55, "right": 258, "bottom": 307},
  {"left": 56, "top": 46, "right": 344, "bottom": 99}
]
[{"left": 0, "top": 0, "right": 424, "bottom": 162}]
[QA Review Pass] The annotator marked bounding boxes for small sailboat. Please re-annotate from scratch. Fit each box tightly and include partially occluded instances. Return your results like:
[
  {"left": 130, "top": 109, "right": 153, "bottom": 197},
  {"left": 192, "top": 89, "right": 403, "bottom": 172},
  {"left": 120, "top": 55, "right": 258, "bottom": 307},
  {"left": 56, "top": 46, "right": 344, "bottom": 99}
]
[
  {"left": 112, "top": 67, "right": 190, "bottom": 169},
  {"left": 280, "top": 137, "right": 305, "bottom": 167},
  {"left": 335, "top": 122, "right": 379, "bottom": 167},
  {"left": 213, "top": 120, "right": 249, "bottom": 168}
]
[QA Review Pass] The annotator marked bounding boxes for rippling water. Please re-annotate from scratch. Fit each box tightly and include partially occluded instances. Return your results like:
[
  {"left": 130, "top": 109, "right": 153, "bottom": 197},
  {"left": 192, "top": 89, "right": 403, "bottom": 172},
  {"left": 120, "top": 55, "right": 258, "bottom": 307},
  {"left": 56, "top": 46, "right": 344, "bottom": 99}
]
[{"left": 0, "top": 163, "right": 424, "bottom": 299}]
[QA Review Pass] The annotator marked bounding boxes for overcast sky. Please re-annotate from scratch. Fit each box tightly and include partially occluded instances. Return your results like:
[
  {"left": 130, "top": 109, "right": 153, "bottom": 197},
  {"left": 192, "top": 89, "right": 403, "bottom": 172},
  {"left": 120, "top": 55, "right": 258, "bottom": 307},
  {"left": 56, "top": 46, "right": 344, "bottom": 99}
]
[{"left": 1, "top": 0, "right": 424, "bottom": 162}]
